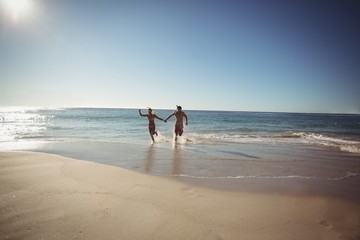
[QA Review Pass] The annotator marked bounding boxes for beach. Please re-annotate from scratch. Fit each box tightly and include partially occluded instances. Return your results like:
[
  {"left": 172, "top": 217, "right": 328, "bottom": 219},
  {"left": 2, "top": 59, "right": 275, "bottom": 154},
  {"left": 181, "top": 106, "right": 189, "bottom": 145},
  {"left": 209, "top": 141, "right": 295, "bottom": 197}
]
[
  {"left": 1, "top": 151, "right": 360, "bottom": 240},
  {"left": 2, "top": 0, "right": 360, "bottom": 237}
]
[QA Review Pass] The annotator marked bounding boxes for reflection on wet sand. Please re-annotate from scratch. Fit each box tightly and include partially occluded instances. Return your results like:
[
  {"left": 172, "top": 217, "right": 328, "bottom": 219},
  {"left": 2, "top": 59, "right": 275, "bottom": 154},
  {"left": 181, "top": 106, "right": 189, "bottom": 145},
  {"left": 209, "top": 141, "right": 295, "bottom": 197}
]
[
  {"left": 144, "top": 143, "right": 184, "bottom": 176},
  {"left": 145, "top": 145, "right": 155, "bottom": 173},
  {"left": 172, "top": 143, "right": 183, "bottom": 175}
]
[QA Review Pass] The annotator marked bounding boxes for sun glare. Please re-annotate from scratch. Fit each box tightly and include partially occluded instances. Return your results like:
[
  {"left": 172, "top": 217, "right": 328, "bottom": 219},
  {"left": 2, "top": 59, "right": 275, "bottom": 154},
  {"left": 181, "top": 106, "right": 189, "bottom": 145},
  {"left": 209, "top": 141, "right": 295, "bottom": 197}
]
[{"left": 3, "top": 0, "right": 30, "bottom": 20}]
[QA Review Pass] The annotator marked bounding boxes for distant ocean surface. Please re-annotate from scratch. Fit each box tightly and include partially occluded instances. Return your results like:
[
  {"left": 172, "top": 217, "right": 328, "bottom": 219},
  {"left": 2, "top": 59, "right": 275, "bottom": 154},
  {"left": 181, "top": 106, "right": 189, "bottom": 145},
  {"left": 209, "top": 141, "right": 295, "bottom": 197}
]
[{"left": 1, "top": 107, "right": 360, "bottom": 181}]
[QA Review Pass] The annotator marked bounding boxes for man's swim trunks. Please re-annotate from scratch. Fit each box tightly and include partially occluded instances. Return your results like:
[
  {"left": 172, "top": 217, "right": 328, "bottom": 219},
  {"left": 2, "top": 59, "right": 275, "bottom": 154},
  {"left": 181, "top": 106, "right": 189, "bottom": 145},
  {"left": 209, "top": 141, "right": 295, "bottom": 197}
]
[{"left": 174, "top": 123, "right": 183, "bottom": 136}]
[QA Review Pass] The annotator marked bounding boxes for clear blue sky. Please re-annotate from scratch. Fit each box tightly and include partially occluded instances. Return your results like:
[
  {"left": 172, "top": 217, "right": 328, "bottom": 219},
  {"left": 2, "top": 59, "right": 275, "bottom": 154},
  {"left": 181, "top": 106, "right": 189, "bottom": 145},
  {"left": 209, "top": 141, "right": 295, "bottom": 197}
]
[{"left": 1, "top": 0, "right": 359, "bottom": 113}]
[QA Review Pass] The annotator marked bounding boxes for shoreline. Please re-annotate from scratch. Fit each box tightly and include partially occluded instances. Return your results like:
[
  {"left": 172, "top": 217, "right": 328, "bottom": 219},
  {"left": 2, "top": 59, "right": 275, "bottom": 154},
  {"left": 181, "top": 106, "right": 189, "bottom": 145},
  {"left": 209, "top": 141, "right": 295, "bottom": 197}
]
[
  {"left": 20, "top": 141, "right": 360, "bottom": 202},
  {"left": 1, "top": 151, "right": 360, "bottom": 239},
  {"left": 176, "top": 174, "right": 360, "bottom": 203}
]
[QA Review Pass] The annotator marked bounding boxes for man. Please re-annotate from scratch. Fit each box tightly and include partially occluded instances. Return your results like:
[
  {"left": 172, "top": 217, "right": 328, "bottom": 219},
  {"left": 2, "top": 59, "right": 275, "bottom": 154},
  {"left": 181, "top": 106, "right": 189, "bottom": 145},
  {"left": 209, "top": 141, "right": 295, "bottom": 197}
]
[
  {"left": 165, "top": 105, "right": 188, "bottom": 141},
  {"left": 139, "top": 108, "right": 165, "bottom": 142}
]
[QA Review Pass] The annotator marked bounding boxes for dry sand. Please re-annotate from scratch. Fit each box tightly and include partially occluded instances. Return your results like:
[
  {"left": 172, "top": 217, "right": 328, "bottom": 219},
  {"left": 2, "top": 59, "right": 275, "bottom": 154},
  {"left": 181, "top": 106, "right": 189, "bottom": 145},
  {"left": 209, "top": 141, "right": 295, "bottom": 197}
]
[{"left": 1, "top": 151, "right": 359, "bottom": 240}]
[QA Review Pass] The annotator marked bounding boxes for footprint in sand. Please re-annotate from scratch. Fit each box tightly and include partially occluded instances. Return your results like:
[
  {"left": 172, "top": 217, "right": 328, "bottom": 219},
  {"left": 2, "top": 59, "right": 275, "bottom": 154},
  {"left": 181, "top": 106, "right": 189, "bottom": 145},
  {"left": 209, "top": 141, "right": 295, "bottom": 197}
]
[
  {"left": 183, "top": 187, "right": 199, "bottom": 198},
  {"left": 318, "top": 220, "right": 334, "bottom": 231},
  {"left": 132, "top": 184, "right": 145, "bottom": 191}
]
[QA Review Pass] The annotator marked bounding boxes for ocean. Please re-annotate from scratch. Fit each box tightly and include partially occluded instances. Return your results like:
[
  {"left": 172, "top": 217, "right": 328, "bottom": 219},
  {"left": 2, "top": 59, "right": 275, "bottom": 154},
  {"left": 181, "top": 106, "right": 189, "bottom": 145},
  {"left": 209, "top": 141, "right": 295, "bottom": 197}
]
[{"left": 1, "top": 107, "right": 360, "bottom": 182}]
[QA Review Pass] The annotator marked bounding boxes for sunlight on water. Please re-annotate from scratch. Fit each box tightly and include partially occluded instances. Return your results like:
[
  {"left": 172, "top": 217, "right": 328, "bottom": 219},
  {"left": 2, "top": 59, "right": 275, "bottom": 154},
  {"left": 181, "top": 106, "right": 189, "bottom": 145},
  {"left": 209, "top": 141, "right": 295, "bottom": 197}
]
[{"left": 0, "top": 107, "right": 52, "bottom": 146}]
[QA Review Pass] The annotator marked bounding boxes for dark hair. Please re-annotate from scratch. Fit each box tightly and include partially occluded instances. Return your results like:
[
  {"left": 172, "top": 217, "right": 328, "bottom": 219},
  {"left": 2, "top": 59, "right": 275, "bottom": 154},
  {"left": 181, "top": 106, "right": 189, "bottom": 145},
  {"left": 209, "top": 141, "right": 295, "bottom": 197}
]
[{"left": 177, "top": 105, "right": 182, "bottom": 110}]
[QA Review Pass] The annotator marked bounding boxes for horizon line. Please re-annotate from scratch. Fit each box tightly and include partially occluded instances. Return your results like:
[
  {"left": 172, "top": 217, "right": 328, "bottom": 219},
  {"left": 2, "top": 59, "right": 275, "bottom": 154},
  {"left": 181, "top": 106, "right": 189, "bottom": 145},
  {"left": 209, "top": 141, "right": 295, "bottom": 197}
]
[{"left": 1, "top": 105, "right": 359, "bottom": 115}]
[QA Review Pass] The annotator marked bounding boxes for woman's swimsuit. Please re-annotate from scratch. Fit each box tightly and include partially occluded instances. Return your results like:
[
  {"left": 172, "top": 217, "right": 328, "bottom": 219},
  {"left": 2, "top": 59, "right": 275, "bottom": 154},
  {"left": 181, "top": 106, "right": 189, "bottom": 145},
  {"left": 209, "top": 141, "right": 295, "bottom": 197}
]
[{"left": 148, "top": 115, "right": 156, "bottom": 135}]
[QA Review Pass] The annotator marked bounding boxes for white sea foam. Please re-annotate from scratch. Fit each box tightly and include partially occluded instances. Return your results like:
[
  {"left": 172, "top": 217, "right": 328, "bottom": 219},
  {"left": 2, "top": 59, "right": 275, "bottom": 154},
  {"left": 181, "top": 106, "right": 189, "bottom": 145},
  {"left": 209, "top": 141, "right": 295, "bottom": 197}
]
[
  {"left": 0, "top": 140, "right": 48, "bottom": 151},
  {"left": 185, "top": 131, "right": 360, "bottom": 154},
  {"left": 164, "top": 169, "right": 360, "bottom": 181},
  {"left": 292, "top": 132, "right": 360, "bottom": 154}
]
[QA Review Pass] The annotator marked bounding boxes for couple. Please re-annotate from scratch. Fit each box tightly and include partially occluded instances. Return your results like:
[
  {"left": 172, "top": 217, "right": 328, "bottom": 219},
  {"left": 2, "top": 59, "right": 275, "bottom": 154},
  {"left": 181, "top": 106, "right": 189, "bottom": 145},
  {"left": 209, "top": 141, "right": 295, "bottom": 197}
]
[{"left": 139, "top": 105, "right": 188, "bottom": 142}]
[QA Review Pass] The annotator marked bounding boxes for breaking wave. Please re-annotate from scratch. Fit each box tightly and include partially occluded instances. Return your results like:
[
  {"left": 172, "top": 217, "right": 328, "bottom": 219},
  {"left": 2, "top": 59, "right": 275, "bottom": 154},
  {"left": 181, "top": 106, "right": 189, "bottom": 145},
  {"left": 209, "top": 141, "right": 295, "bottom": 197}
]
[{"left": 185, "top": 131, "right": 360, "bottom": 154}]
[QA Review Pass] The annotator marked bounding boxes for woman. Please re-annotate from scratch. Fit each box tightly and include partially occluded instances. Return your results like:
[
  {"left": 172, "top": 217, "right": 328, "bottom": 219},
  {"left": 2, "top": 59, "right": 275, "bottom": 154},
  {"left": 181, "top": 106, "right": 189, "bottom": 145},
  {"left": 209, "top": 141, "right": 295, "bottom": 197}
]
[{"left": 139, "top": 108, "right": 165, "bottom": 142}]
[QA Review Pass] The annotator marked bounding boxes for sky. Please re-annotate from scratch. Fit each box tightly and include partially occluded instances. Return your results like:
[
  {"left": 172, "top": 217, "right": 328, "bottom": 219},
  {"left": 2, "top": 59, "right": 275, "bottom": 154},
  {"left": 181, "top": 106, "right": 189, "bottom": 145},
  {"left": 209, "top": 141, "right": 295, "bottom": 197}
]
[{"left": 0, "top": 0, "right": 359, "bottom": 113}]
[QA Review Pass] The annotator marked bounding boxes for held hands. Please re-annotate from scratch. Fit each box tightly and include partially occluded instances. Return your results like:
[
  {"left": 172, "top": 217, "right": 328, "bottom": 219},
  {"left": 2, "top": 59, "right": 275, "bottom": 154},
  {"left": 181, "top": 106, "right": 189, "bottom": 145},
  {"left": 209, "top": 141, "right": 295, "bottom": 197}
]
[{"left": 161, "top": 120, "right": 188, "bottom": 125}]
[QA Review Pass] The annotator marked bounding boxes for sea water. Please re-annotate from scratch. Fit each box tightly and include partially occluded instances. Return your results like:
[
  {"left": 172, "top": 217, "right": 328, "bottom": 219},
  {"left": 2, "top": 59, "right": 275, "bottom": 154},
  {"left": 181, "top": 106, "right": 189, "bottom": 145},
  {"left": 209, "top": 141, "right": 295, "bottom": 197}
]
[{"left": 1, "top": 107, "right": 360, "bottom": 181}]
